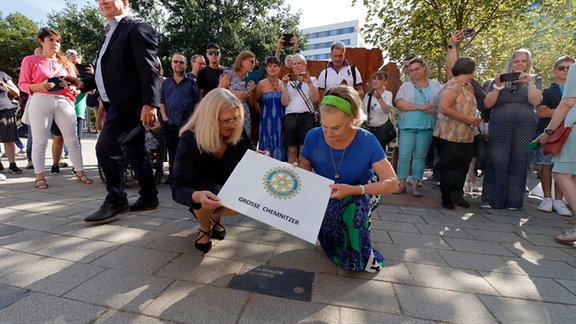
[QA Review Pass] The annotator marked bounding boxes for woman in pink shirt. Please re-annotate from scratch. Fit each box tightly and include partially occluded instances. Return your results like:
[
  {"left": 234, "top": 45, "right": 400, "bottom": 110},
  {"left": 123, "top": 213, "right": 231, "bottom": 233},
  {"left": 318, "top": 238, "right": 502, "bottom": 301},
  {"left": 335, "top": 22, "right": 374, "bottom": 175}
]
[{"left": 18, "top": 27, "right": 92, "bottom": 189}]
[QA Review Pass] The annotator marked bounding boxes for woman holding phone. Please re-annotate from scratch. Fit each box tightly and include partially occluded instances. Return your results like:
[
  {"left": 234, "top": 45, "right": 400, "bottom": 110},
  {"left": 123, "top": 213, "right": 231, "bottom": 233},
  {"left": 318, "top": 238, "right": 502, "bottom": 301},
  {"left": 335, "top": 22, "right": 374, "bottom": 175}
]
[
  {"left": 18, "top": 27, "right": 92, "bottom": 189},
  {"left": 280, "top": 53, "right": 319, "bottom": 164},
  {"left": 481, "top": 49, "right": 542, "bottom": 209}
]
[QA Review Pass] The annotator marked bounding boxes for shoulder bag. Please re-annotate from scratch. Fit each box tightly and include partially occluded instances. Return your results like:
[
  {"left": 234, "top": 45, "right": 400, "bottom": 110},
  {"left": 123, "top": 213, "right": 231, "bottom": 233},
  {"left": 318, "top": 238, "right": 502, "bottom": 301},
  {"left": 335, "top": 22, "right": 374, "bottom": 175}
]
[{"left": 543, "top": 121, "right": 576, "bottom": 155}]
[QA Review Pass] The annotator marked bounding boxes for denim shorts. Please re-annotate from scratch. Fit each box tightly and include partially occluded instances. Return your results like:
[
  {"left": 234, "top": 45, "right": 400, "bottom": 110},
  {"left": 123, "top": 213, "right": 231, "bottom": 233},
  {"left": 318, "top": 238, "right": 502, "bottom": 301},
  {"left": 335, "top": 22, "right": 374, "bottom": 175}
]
[{"left": 534, "top": 147, "right": 553, "bottom": 165}]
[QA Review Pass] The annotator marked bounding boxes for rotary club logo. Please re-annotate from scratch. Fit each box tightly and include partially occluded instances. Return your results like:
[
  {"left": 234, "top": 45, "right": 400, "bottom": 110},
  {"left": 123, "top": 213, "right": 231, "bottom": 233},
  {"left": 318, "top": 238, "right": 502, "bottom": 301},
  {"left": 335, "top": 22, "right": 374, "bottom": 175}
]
[{"left": 263, "top": 167, "right": 301, "bottom": 199}]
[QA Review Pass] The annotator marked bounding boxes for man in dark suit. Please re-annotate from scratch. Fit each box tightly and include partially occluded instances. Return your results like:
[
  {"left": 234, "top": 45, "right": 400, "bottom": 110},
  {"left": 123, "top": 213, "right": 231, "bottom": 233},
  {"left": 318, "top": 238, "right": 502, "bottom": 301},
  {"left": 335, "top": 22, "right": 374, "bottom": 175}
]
[{"left": 67, "top": 0, "right": 160, "bottom": 223}]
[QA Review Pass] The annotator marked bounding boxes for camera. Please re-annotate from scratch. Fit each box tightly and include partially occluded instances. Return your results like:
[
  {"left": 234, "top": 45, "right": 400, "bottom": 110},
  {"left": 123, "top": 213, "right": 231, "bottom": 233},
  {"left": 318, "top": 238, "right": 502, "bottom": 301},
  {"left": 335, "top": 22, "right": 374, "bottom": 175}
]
[
  {"left": 289, "top": 73, "right": 304, "bottom": 81},
  {"left": 499, "top": 72, "right": 521, "bottom": 83}
]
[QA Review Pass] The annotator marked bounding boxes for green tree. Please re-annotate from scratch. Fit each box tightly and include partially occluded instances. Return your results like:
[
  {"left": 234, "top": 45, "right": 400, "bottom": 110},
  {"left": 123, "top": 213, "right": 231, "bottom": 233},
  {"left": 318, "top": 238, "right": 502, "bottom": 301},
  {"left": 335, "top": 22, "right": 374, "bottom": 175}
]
[
  {"left": 357, "top": 0, "right": 532, "bottom": 81},
  {"left": 0, "top": 12, "right": 38, "bottom": 78},
  {"left": 129, "top": 0, "right": 301, "bottom": 71},
  {"left": 46, "top": 0, "right": 105, "bottom": 65}
]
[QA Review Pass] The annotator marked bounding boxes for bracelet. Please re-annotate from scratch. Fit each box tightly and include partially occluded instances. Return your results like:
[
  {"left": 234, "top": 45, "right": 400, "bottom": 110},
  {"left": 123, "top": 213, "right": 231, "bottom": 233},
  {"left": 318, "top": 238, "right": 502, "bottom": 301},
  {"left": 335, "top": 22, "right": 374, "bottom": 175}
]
[
  {"left": 493, "top": 84, "right": 505, "bottom": 91},
  {"left": 358, "top": 184, "right": 365, "bottom": 195}
]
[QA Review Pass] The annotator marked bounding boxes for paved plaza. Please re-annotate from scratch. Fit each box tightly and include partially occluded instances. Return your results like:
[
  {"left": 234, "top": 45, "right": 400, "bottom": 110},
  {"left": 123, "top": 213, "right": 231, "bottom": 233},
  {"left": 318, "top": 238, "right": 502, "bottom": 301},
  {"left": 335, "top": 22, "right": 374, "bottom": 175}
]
[{"left": 0, "top": 133, "right": 575, "bottom": 323}]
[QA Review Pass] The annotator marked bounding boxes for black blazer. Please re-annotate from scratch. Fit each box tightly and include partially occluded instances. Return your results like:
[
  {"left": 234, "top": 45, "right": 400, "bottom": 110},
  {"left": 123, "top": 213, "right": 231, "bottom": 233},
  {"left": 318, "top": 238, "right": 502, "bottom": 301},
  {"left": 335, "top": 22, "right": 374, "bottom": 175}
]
[{"left": 85, "top": 16, "right": 160, "bottom": 115}]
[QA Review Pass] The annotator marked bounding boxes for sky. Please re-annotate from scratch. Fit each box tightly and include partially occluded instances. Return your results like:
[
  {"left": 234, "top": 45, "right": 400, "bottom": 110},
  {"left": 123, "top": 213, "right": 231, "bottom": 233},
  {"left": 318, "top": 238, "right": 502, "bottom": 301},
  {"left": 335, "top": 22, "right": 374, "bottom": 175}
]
[{"left": 1, "top": 0, "right": 368, "bottom": 29}]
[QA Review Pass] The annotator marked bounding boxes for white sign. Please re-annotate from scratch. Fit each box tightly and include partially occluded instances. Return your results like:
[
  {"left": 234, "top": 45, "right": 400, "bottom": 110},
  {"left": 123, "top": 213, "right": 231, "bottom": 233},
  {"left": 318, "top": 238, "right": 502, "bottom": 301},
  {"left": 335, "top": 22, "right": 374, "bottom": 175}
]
[{"left": 218, "top": 150, "right": 334, "bottom": 244}]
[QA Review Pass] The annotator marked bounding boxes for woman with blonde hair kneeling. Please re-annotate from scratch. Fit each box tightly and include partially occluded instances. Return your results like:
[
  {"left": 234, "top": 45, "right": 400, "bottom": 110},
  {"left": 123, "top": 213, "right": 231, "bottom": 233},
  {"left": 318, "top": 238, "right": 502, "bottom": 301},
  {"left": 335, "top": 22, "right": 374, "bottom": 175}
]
[
  {"left": 171, "top": 88, "right": 255, "bottom": 253},
  {"left": 299, "top": 85, "right": 398, "bottom": 272}
]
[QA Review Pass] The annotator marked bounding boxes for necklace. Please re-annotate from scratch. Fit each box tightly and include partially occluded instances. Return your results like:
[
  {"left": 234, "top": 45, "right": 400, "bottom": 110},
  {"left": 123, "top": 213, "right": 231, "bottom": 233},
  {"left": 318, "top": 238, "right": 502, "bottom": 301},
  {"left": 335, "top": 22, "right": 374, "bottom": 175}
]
[
  {"left": 329, "top": 146, "right": 348, "bottom": 179},
  {"left": 268, "top": 78, "right": 280, "bottom": 91}
]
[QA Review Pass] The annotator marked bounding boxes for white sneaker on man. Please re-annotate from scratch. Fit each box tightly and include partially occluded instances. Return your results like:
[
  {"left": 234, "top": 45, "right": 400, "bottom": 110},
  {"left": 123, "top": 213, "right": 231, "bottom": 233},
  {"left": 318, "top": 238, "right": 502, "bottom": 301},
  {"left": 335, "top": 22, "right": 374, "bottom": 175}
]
[
  {"left": 553, "top": 200, "right": 573, "bottom": 217},
  {"left": 538, "top": 198, "right": 553, "bottom": 212}
]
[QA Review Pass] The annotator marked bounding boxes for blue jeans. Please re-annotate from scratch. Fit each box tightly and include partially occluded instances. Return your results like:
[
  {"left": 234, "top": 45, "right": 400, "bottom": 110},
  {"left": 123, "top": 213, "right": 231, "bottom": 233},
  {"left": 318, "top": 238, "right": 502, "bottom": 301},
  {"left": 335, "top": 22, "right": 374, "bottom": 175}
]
[{"left": 397, "top": 129, "right": 433, "bottom": 180}]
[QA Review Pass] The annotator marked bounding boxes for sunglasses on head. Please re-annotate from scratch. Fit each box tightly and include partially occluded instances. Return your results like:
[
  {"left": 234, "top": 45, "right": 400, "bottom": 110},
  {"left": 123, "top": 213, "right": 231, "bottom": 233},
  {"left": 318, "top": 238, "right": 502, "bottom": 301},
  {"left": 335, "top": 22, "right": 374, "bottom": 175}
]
[
  {"left": 207, "top": 50, "right": 220, "bottom": 56},
  {"left": 266, "top": 56, "right": 280, "bottom": 64}
]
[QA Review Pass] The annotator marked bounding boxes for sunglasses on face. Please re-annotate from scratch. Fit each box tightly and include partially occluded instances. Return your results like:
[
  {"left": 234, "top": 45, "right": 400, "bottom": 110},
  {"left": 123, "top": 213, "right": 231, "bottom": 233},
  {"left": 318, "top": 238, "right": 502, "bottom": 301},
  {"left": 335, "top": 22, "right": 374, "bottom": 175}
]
[
  {"left": 207, "top": 50, "right": 220, "bottom": 56},
  {"left": 557, "top": 66, "right": 571, "bottom": 71},
  {"left": 172, "top": 60, "right": 185, "bottom": 64}
]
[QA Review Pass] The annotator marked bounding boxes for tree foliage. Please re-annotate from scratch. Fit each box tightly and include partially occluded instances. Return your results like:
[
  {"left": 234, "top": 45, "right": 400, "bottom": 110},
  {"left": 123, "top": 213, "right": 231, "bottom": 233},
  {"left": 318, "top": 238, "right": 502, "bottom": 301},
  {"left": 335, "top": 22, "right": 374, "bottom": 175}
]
[
  {"left": 46, "top": 0, "right": 106, "bottom": 64},
  {"left": 0, "top": 12, "right": 38, "bottom": 77},
  {"left": 358, "top": 0, "right": 575, "bottom": 84},
  {"left": 129, "top": 0, "right": 302, "bottom": 70}
]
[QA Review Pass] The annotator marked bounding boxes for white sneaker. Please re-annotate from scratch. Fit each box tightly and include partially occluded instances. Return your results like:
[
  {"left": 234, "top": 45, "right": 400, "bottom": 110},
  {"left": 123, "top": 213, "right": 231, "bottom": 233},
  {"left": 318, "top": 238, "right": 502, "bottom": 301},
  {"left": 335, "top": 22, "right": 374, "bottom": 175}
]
[
  {"left": 538, "top": 198, "right": 553, "bottom": 212},
  {"left": 553, "top": 200, "right": 573, "bottom": 217},
  {"left": 0, "top": 173, "right": 6, "bottom": 181}
]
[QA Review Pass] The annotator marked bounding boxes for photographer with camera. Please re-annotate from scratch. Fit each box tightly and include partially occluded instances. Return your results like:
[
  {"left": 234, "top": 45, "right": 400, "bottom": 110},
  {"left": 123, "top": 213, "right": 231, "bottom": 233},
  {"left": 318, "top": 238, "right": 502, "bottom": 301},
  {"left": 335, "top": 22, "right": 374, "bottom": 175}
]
[
  {"left": 480, "top": 49, "right": 542, "bottom": 210},
  {"left": 280, "top": 54, "right": 319, "bottom": 164}
]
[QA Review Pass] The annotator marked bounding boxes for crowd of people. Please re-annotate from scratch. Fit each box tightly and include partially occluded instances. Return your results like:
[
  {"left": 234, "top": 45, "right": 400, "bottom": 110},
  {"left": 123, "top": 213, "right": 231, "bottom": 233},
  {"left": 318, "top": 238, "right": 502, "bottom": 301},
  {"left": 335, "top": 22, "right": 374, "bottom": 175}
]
[{"left": 1, "top": 0, "right": 574, "bottom": 272}]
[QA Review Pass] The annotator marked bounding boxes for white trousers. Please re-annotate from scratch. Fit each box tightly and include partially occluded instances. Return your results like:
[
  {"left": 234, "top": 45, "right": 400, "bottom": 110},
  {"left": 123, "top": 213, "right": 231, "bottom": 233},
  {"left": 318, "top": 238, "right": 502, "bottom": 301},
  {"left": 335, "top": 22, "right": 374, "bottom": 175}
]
[{"left": 28, "top": 93, "right": 84, "bottom": 174}]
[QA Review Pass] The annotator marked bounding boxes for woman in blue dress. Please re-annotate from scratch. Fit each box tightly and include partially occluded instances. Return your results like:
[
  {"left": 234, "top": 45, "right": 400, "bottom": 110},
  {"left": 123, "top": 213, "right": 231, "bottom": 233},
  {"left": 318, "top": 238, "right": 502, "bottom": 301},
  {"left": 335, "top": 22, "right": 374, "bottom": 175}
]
[
  {"left": 299, "top": 85, "right": 398, "bottom": 272},
  {"left": 254, "top": 56, "right": 286, "bottom": 161}
]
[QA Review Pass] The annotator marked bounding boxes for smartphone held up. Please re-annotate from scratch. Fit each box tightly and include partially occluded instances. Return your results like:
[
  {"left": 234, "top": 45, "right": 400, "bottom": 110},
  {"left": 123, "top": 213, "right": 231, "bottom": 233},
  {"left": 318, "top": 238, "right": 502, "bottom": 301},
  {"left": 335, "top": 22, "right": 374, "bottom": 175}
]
[{"left": 499, "top": 72, "right": 521, "bottom": 83}]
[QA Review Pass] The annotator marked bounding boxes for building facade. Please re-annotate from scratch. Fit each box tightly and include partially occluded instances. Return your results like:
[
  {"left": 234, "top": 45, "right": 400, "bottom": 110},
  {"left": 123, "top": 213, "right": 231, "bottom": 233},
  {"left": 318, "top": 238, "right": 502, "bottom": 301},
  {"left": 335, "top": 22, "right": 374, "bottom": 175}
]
[{"left": 300, "top": 20, "right": 365, "bottom": 61}]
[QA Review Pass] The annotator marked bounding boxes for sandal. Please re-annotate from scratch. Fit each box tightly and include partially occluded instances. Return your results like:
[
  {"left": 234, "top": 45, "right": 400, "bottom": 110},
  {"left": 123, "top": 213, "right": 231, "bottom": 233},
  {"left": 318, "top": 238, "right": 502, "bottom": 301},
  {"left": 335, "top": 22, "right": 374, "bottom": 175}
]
[
  {"left": 195, "top": 228, "right": 212, "bottom": 253},
  {"left": 393, "top": 186, "right": 406, "bottom": 195},
  {"left": 76, "top": 174, "right": 93, "bottom": 184},
  {"left": 210, "top": 217, "right": 226, "bottom": 241},
  {"left": 34, "top": 178, "right": 49, "bottom": 189}
]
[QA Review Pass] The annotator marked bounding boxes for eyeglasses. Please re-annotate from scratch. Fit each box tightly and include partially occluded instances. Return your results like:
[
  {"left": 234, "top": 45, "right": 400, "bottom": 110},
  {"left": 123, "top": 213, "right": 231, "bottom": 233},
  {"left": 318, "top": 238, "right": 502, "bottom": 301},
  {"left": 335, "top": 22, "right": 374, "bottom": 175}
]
[
  {"left": 246, "top": 59, "right": 255, "bottom": 64},
  {"left": 218, "top": 117, "right": 239, "bottom": 127},
  {"left": 172, "top": 60, "right": 185, "bottom": 64},
  {"left": 557, "top": 66, "right": 571, "bottom": 71},
  {"left": 207, "top": 50, "right": 220, "bottom": 56}
]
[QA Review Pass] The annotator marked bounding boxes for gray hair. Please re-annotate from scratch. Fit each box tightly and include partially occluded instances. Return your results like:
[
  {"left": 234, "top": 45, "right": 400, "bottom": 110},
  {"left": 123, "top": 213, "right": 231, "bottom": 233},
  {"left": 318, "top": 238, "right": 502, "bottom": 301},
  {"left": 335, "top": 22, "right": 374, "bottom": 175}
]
[
  {"left": 292, "top": 53, "right": 307, "bottom": 65},
  {"left": 504, "top": 49, "right": 533, "bottom": 74},
  {"left": 330, "top": 41, "right": 346, "bottom": 52}
]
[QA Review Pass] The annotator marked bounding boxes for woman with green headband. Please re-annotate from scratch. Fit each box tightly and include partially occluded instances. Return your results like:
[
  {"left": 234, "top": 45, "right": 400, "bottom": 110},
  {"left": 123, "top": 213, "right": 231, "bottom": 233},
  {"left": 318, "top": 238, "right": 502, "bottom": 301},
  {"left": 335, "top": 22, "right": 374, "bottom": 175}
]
[{"left": 299, "top": 85, "right": 398, "bottom": 272}]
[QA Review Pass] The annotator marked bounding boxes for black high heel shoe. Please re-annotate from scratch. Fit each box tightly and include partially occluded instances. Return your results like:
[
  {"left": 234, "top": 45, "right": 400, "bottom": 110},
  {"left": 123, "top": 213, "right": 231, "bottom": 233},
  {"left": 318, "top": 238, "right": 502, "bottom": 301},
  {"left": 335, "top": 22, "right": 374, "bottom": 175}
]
[
  {"left": 195, "top": 228, "right": 212, "bottom": 253},
  {"left": 210, "top": 217, "right": 226, "bottom": 241}
]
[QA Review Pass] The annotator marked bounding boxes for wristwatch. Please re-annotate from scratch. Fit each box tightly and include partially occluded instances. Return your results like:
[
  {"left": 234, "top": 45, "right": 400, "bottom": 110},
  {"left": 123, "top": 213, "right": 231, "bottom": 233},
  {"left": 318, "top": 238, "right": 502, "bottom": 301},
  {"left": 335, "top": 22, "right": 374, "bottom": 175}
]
[
  {"left": 544, "top": 128, "right": 555, "bottom": 135},
  {"left": 447, "top": 43, "right": 455, "bottom": 49}
]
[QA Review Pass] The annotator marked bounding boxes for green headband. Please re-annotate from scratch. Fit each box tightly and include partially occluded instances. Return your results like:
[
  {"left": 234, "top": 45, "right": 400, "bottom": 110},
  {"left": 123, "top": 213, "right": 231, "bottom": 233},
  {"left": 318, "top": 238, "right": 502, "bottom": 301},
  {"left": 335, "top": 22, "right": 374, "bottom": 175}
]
[{"left": 321, "top": 95, "right": 353, "bottom": 115}]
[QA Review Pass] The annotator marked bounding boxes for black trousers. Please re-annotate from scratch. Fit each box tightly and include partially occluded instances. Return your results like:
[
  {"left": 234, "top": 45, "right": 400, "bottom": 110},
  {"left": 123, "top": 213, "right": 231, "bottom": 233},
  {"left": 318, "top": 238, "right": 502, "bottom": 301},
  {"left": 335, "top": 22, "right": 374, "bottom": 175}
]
[
  {"left": 433, "top": 137, "right": 474, "bottom": 204},
  {"left": 97, "top": 104, "right": 158, "bottom": 205},
  {"left": 163, "top": 124, "right": 180, "bottom": 173}
]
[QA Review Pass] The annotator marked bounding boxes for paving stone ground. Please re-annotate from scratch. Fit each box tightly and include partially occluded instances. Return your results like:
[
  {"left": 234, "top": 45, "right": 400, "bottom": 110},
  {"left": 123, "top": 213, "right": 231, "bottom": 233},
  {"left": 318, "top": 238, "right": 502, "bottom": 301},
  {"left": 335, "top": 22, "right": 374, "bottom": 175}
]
[{"left": 0, "top": 133, "right": 575, "bottom": 323}]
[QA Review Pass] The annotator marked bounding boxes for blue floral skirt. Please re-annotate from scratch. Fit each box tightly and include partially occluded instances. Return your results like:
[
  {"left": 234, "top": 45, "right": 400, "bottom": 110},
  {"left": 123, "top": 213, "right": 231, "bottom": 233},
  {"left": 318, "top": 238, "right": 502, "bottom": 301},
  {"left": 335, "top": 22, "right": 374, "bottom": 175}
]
[{"left": 318, "top": 194, "right": 383, "bottom": 272}]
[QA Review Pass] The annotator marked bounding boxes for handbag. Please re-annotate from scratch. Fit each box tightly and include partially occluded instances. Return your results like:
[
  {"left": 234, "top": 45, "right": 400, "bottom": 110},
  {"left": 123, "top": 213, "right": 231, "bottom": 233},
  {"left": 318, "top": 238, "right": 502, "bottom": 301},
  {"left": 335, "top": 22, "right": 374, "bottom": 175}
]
[
  {"left": 363, "top": 90, "right": 397, "bottom": 145},
  {"left": 292, "top": 81, "right": 320, "bottom": 126},
  {"left": 543, "top": 121, "right": 576, "bottom": 155}
]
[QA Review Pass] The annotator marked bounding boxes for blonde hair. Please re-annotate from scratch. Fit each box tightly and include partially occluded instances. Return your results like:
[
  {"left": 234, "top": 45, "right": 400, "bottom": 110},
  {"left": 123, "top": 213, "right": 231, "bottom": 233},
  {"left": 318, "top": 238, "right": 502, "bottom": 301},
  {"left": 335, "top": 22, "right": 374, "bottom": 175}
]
[
  {"left": 233, "top": 51, "right": 255, "bottom": 72},
  {"left": 179, "top": 88, "right": 245, "bottom": 154},
  {"left": 320, "top": 85, "right": 366, "bottom": 127}
]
